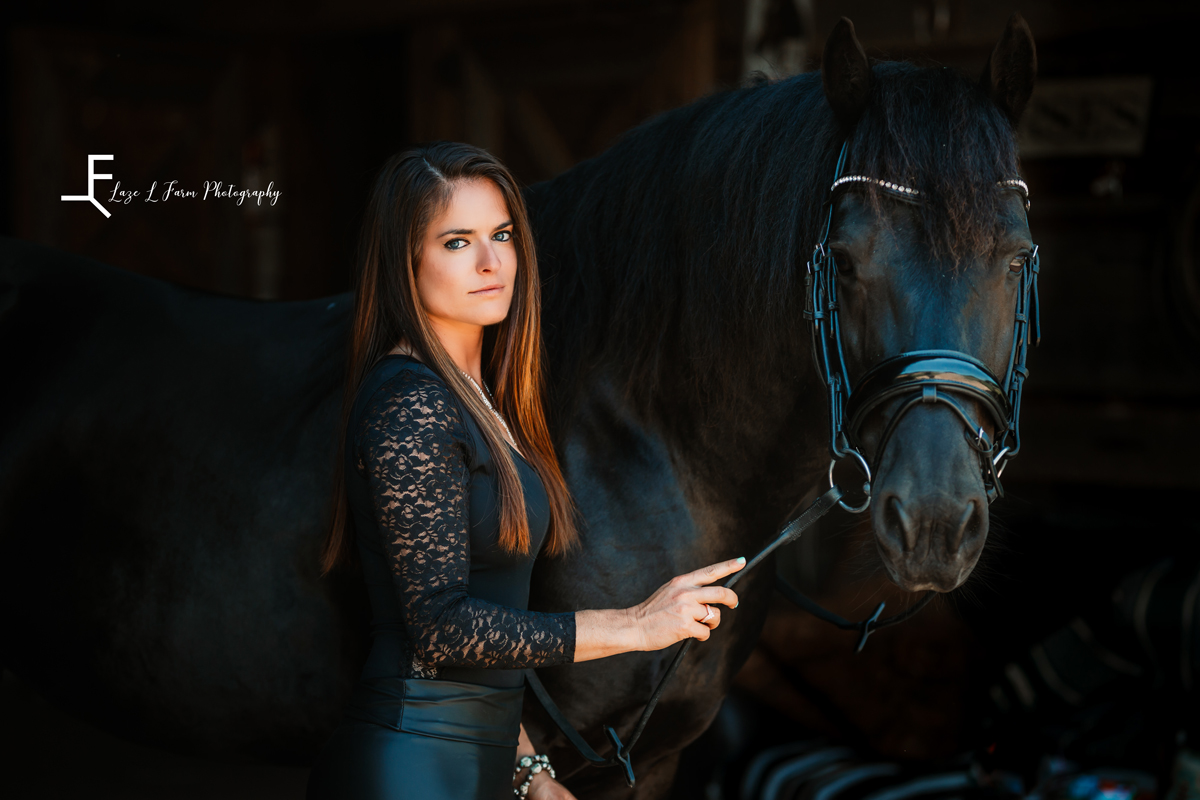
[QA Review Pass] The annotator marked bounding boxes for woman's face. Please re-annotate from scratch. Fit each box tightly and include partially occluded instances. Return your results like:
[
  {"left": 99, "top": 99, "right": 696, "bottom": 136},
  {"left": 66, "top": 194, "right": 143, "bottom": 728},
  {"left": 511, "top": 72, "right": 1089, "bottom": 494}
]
[{"left": 415, "top": 178, "right": 517, "bottom": 332}]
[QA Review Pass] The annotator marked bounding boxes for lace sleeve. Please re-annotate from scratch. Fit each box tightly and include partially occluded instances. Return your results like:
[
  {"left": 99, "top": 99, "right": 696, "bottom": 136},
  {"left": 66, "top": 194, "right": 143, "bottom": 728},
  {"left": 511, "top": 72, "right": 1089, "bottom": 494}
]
[{"left": 356, "top": 370, "right": 576, "bottom": 671}]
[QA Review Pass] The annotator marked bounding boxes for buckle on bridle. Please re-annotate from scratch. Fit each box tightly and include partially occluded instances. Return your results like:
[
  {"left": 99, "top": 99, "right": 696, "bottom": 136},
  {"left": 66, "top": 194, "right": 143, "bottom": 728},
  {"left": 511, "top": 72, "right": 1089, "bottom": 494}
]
[{"left": 965, "top": 425, "right": 991, "bottom": 453}]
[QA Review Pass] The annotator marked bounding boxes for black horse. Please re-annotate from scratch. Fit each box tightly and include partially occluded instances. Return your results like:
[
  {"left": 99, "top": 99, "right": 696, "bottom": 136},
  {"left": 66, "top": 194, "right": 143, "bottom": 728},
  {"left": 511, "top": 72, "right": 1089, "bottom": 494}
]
[{"left": 0, "top": 15, "right": 1036, "bottom": 799}]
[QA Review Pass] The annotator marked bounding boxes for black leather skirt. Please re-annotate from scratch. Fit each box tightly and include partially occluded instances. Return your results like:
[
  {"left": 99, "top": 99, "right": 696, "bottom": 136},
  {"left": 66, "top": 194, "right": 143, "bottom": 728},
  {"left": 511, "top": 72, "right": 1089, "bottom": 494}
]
[{"left": 306, "top": 677, "right": 524, "bottom": 800}]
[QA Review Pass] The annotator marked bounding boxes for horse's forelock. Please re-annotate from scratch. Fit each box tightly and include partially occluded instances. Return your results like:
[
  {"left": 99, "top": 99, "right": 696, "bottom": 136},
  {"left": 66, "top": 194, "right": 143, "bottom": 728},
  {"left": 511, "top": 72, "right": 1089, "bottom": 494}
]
[{"left": 848, "top": 62, "right": 1021, "bottom": 267}]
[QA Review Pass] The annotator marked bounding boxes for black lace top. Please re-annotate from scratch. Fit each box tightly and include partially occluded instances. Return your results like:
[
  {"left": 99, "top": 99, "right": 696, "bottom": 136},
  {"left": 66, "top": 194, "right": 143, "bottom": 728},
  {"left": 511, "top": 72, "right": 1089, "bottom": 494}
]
[{"left": 344, "top": 355, "right": 576, "bottom": 689}]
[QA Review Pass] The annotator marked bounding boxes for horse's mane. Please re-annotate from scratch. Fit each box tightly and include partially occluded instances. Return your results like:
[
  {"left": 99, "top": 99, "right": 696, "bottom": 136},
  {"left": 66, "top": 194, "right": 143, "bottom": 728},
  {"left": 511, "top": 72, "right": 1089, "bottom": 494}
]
[{"left": 527, "top": 61, "right": 1020, "bottom": 423}]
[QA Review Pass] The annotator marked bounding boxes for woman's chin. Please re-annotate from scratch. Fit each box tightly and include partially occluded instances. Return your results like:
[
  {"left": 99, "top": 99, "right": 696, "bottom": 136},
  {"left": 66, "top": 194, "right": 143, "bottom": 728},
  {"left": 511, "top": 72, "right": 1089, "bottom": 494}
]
[{"left": 468, "top": 300, "right": 513, "bottom": 327}]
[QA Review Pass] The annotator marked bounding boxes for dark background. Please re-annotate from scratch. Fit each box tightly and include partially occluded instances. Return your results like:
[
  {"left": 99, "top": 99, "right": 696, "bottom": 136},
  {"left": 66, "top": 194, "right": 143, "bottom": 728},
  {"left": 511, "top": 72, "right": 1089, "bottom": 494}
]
[{"left": 3, "top": 1, "right": 1200, "bottom": 798}]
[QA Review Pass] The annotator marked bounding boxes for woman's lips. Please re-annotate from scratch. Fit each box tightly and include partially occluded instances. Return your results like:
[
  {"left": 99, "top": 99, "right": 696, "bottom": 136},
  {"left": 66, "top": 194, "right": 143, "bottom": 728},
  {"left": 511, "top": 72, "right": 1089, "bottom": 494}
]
[{"left": 471, "top": 286, "right": 504, "bottom": 295}]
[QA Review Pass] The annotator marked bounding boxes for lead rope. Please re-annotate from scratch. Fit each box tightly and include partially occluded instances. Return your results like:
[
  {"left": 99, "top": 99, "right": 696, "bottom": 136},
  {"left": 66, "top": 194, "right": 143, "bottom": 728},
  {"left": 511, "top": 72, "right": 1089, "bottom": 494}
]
[{"left": 525, "top": 484, "right": 935, "bottom": 788}]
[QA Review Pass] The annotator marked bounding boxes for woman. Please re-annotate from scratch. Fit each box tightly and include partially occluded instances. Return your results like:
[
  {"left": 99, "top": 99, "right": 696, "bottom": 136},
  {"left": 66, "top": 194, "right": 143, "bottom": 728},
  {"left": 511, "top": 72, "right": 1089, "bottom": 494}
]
[{"left": 307, "top": 141, "right": 744, "bottom": 800}]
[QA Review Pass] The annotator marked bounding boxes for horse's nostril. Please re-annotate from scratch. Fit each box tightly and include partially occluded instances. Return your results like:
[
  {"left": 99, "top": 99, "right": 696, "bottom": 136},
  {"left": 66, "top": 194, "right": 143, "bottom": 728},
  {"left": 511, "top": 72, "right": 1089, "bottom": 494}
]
[
  {"left": 950, "top": 500, "right": 982, "bottom": 552},
  {"left": 885, "top": 495, "right": 918, "bottom": 553}
]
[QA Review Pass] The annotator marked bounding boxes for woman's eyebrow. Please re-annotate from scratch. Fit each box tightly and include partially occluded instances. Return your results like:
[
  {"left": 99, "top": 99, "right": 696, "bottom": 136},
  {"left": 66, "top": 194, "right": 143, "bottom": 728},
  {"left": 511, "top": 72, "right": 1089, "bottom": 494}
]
[{"left": 437, "top": 219, "right": 513, "bottom": 237}]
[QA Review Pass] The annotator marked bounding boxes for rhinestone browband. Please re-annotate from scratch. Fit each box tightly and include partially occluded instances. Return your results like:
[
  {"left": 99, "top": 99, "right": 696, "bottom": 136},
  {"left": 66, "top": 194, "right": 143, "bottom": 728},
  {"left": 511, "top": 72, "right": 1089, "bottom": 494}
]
[{"left": 830, "top": 176, "right": 1030, "bottom": 208}]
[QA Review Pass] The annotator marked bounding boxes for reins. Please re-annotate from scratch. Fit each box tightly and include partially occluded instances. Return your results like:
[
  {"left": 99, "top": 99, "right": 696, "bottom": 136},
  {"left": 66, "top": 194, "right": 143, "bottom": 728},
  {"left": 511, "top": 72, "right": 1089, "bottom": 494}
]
[
  {"left": 525, "top": 140, "right": 1040, "bottom": 790},
  {"left": 527, "top": 485, "right": 925, "bottom": 788}
]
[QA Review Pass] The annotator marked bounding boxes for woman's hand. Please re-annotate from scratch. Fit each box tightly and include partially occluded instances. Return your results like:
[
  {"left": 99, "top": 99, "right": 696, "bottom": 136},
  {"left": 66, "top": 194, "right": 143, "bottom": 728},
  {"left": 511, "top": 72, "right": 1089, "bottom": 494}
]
[
  {"left": 515, "top": 725, "right": 576, "bottom": 799},
  {"left": 526, "top": 772, "right": 577, "bottom": 800},
  {"left": 572, "top": 556, "right": 745, "bottom": 662},
  {"left": 628, "top": 556, "right": 745, "bottom": 651}
]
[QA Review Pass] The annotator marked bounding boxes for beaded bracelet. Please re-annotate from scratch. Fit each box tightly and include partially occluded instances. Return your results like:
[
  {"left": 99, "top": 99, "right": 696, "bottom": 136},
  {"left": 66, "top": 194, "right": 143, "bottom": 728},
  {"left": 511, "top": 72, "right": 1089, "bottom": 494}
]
[{"left": 513, "top": 754, "right": 556, "bottom": 798}]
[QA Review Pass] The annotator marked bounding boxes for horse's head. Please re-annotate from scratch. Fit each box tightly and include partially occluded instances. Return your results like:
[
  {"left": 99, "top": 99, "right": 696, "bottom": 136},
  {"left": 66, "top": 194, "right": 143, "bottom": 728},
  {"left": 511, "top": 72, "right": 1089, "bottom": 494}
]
[{"left": 818, "top": 15, "right": 1037, "bottom": 592}]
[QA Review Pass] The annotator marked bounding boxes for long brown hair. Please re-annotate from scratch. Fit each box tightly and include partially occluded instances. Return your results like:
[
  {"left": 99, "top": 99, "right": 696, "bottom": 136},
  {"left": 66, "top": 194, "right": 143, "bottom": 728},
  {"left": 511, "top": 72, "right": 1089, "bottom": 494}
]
[{"left": 319, "top": 141, "right": 578, "bottom": 574}]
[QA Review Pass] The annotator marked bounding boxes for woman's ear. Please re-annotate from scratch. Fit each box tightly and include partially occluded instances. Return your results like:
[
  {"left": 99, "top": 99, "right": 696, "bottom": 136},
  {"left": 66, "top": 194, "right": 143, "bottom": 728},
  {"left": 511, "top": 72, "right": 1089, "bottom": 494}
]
[
  {"left": 980, "top": 12, "right": 1037, "bottom": 126},
  {"left": 822, "top": 17, "right": 871, "bottom": 128}
]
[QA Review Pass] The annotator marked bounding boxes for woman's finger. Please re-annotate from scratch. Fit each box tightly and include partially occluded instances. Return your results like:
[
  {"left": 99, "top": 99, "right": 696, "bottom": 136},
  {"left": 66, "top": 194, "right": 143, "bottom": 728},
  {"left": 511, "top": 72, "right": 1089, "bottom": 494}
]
[
  {"left": 689, "top": 586, "right": 739, "bottom": 609},
  {"left": 678, "top": 557, "right": 746, "bottom": 587},
  {"left": 695, "top": 604, "right": 721, "bottom": 629}
]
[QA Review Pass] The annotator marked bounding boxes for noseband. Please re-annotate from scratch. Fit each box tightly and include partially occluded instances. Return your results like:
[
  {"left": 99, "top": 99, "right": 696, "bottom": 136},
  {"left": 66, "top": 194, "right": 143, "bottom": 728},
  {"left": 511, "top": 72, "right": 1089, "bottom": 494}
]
[{"left": 804, "top": 142, "right": 1041, "bottom": 510}]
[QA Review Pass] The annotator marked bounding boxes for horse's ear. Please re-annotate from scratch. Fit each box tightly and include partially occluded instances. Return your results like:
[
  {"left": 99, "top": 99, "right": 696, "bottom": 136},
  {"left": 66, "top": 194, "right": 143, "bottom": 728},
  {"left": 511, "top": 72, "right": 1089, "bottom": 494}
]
[
  {"left": 822, "top": 18, "right": 871, "bottom": 127},
  {"left": 980, "top": 12, "right": 1037, "bottom": 125}
]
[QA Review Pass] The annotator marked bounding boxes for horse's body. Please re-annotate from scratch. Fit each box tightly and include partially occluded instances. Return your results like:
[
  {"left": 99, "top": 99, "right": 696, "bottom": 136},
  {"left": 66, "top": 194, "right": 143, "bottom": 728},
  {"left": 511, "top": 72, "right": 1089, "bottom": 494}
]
[
  {"left": 0, "top": 17, "right": 1036, "bottom": 799},
  {"left": 0, "top": 258, "right": 356, "bottom": 757}
]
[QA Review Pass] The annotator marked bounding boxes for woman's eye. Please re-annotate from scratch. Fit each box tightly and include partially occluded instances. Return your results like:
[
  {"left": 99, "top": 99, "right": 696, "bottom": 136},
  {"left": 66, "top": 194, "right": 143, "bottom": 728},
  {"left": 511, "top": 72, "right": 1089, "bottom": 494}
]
[
  {"left": 1008, "top": 254, "right": 1027, "bottom": 273},
  {"left": 445, "top": 238, "right": 468, "bottom": 251},
  {"left": 493, "top": 230, "right": 513, "bottom": 242}
]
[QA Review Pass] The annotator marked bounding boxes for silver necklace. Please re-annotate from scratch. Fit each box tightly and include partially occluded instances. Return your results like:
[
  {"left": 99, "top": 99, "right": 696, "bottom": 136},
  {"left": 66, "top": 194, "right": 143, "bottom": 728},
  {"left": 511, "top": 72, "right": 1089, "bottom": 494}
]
[{"left": 459, "top": 369, "right": 521, "bottom": 455}]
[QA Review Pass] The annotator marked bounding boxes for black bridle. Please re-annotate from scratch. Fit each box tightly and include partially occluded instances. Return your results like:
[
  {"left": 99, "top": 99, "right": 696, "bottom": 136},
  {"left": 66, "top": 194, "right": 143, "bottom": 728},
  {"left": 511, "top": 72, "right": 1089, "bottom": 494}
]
[
  {"left": 805, "top": 141, "right": 1041, "bottom": 508},
  {"left": 526, "top": 141, "right": 1041, "bottom": 789}
]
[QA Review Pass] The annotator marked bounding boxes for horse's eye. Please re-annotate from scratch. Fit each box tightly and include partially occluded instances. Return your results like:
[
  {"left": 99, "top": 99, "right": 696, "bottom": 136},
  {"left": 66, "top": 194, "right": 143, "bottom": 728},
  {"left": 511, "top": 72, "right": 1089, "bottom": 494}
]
[
  {"left": 832, "top": 250, "right": 853, "bottom": 275},
  {"left": 1008, "top": 254, "right": 1027, "bottom": 273}
]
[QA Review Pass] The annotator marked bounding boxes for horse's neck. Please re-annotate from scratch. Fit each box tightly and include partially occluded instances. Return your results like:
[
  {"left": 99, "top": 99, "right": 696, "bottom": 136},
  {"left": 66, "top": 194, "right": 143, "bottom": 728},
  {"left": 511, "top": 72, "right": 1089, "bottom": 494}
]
[
  {"left": 573, "top": 364, "right": 831, "bottom": 535},
  {"left": 530, "top": 153, "right": 833, "bottom": 521}
]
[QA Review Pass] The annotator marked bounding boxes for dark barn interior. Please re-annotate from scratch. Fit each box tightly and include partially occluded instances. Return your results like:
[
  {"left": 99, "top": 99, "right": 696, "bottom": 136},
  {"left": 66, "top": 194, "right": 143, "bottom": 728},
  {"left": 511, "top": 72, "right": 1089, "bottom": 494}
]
[{"left": 2, "top": 1, "right": 1200, "bottom": 798}]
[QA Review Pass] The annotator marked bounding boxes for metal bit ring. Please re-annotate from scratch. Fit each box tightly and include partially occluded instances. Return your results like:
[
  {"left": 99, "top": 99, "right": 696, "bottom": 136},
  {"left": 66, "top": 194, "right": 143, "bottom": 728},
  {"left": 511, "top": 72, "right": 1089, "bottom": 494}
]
[{"left": 828, "top": 449, "right": 872, "bottom": 513}]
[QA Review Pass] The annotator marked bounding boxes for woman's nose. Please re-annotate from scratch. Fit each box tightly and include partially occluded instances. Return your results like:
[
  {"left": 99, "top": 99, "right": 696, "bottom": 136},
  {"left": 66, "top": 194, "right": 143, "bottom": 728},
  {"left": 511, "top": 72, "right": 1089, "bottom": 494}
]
[{"left": 478, "top": 240, "right": 501, "bottom": 272}]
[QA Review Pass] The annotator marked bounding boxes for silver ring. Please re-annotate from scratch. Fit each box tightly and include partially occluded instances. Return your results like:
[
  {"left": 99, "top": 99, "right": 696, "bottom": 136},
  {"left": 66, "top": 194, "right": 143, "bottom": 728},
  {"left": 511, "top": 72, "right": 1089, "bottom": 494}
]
[
  {"left": 700, "top": 604, "right": 715, "bottom": 624},
  {"left": 828, "top": 452, "right": 872, "bottom": 514}
]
